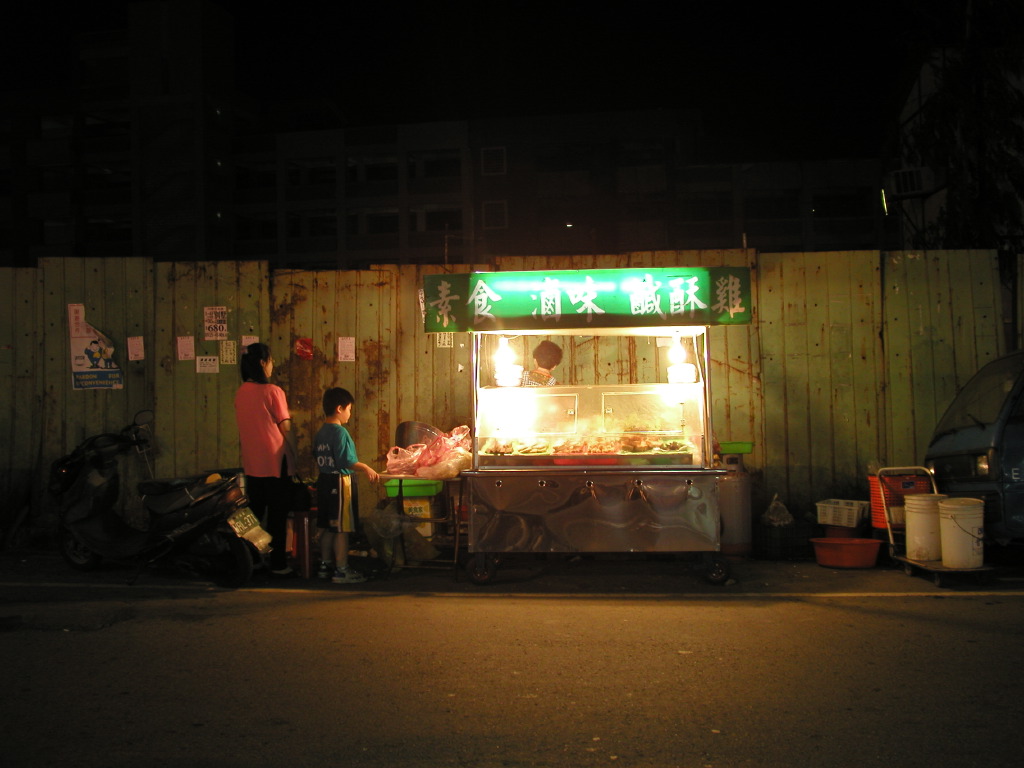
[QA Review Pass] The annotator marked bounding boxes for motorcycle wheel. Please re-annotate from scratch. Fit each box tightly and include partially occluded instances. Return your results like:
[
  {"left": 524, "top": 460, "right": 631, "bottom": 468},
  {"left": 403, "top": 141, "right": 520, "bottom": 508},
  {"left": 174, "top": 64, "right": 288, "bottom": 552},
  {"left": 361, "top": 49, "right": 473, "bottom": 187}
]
[
  {"left": 59, "top": 528, "right": 103, "bottom": 571},
  {"left": 209, "top": 534, "right": 254, "bottom": 588}
]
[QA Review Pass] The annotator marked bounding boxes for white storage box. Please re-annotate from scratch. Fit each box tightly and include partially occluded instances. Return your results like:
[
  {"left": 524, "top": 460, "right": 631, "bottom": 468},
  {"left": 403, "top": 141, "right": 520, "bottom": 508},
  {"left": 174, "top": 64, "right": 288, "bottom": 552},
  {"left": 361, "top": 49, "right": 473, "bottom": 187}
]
[{"left": 816, "top": 499, "right": 869, "bottom": 528}]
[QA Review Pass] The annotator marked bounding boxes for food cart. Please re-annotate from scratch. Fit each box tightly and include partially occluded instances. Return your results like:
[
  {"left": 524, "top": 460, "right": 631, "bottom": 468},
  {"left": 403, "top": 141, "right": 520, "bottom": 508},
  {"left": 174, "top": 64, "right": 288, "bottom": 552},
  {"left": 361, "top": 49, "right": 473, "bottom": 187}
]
[{"left": 422, "top": 266, "right": 752, "bottom": 584}]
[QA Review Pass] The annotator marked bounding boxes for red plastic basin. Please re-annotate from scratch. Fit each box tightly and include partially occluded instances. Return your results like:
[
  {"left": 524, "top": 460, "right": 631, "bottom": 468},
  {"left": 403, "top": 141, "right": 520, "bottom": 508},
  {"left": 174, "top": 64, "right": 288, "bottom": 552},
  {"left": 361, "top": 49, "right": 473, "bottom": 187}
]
[{"left": 810, "top": 537, "right": 882, "bottom": 569}]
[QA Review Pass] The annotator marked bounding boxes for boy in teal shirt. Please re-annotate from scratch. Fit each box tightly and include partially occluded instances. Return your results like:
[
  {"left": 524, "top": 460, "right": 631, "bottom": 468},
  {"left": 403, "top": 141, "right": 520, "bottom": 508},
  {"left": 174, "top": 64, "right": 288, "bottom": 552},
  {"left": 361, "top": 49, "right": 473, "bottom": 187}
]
[{"left": 314, "top": 387, "right": 379, "bottom": 583}]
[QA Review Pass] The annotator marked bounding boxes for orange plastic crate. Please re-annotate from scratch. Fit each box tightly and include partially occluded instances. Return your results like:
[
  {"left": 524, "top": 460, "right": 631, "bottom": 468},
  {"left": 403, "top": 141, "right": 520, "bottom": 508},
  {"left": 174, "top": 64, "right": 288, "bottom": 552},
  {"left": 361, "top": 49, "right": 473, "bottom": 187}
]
[{"left": 869, "top": 474, "right": 933, "bottom": 529}]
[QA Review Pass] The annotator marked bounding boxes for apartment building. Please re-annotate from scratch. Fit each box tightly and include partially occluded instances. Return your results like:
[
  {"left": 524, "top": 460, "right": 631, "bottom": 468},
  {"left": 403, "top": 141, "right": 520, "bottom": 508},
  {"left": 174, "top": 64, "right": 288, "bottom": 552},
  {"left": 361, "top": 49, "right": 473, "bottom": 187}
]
[{"left": 0, "top": 1, "right": 898, "bottom": 270}]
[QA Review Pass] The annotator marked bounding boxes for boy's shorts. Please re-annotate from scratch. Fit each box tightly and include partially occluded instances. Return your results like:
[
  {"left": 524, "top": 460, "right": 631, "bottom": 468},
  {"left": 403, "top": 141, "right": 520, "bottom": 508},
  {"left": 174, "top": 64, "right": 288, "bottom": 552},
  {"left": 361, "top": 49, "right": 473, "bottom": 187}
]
[{"left": 316, "top": 473, "right": 359, "bottom": 533}]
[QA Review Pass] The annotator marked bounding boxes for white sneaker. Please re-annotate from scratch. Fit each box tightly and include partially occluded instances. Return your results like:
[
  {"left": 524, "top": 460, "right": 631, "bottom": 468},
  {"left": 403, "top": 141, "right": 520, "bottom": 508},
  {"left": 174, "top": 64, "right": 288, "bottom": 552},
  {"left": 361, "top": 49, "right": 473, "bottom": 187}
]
[{"left": 331, "top": 567, "right": 367, "bottom": 584}]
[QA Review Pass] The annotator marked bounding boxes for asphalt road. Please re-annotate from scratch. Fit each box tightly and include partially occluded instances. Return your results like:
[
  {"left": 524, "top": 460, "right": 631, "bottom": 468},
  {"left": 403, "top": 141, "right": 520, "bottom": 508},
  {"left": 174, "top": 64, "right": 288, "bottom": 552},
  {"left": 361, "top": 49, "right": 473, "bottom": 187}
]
[{"left": 3, "top": 550, "right": 1024, "bottom": 768}]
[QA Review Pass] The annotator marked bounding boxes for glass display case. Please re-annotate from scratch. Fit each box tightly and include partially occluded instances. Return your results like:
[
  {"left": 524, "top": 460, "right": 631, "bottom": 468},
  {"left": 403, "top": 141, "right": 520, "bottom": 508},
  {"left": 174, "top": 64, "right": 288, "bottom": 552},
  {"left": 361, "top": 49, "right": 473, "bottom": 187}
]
[{"left": 472, "top": 330, "right": 711, "bottom": 470}]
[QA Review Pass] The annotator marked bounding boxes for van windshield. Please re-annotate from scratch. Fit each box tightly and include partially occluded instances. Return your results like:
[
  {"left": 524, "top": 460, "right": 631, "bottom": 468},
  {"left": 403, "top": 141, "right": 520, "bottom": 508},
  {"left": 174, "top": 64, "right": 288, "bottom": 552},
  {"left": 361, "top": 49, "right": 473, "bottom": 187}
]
[{"left": 933, "top": 354, "right": 1024, "bottom": 434}]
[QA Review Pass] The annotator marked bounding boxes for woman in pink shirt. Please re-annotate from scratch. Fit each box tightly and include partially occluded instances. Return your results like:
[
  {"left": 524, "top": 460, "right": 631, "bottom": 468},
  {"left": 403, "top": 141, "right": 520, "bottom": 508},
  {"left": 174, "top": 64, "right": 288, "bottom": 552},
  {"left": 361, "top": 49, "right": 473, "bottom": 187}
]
[{"left": 235, "top": 343, "right": 298, "bottom": 576}]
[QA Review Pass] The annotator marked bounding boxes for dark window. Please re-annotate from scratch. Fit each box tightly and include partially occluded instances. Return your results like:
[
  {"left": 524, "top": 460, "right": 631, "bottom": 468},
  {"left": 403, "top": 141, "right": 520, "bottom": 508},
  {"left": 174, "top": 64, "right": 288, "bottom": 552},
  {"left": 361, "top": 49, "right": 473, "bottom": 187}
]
[
  {"left": 287, "top": 158, "right": 335, "bottom": 186},
  {"left": 536, "top": 143, "right": 592, "bottom": 173},
  {"left": 482, "top": 200, "right": 507, "bottom": 229},
  {"left": 366, "top": 211, "right": 399, "bottom": 234},
  {"left": 745, "top": 191, "right": 801, "bottom": 219},
  {"left": 811, "top": 190, "right": 872, "bottom": 218},
  {"left": 679, "top": 192, "right": 733, "bottom": 221},
  {"left": 425, "top": 209, "right": 462, "bottom": 232},
  {"left": 409, "top": 150, "right": 461, "bottom": 179},
  {"left": 85, "top": 217, "right": 132, "bottom": 242},
  {"left": 309, "top": 211, "right": 337, "bottom": 236},
  {"left": 481, "top": 146, "right": 507, "bottom": 175},
  {"left": 84, "top": 164, "right": 130, "bottom": 190},
  {"left": 236, "top": 213, "right": 277, "bottom": 240},
  {"left": 365, "top": 158, "right": 398, "bottom": 182},
  {"left": 236, "top": 164, "right": 276, "bottom": 189}
]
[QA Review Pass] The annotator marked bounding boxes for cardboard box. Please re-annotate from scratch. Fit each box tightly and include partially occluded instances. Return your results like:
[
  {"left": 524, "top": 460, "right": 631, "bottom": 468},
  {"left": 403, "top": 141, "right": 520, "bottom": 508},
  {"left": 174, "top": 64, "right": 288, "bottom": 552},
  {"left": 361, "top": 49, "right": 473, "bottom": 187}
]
[{"left": 403, "top": 497, "right": 436, "bottom": 537}]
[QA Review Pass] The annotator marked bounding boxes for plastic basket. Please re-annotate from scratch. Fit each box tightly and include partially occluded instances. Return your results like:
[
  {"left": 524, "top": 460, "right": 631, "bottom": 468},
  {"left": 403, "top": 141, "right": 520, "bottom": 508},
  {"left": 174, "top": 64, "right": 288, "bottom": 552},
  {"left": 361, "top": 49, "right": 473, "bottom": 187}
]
[
  {"left": 869, "top": 474, "right": 932, "bottom": 529},
  {"left": 816, "top": 499, "right": 869, "bottom": 527}
]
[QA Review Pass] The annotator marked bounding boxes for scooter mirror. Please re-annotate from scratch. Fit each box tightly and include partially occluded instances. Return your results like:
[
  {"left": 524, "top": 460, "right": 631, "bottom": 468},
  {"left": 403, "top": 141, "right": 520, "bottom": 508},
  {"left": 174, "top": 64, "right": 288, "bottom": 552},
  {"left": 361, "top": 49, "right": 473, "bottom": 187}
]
[{"left": 134, "top": 409, "right": 155, "bottom": 427}]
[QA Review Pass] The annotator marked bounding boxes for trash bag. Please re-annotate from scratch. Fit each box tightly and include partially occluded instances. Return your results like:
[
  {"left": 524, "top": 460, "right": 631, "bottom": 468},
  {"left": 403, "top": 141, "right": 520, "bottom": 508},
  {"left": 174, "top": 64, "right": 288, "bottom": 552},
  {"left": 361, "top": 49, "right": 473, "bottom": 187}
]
[
  {"left": 403, "top": 526, "right": 440, "bottom": 562},
  {"left": 762, "top": 493, "right": 795, "bottom": 527}
]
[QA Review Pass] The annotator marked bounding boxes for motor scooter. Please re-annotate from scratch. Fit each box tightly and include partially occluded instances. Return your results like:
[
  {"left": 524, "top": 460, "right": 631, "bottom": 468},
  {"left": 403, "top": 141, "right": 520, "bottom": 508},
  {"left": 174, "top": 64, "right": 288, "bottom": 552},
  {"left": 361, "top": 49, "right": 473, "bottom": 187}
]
[{"left": 49, "top": 410, "right": 272, "bottom": 587}]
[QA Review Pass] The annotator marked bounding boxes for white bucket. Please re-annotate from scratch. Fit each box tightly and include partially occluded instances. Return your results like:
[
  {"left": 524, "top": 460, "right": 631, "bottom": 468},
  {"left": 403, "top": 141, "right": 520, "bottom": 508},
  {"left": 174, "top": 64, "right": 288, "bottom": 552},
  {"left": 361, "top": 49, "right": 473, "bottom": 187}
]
[
  {"left": 904, "top": 494, "right": 945, "bottom": 561},
  {"left": 938, "top": 497, "right": 985, "bottom": 569}
]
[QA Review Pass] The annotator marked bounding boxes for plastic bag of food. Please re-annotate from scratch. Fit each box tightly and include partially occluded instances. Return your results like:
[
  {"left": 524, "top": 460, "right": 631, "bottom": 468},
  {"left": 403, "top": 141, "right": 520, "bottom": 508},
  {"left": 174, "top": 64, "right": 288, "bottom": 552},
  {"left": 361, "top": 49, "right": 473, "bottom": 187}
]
[
  {"left": 412, "top": 426, "right": 473, "bottom": 472},
  {"left": 386, "top": 444, "right": 425, "bottom": 475},
  {"left": 762, "top": 493, "right": 795, "bottom": 527},
  {"left": 416, "top": 447, "right": 472, "bottom": 479}
]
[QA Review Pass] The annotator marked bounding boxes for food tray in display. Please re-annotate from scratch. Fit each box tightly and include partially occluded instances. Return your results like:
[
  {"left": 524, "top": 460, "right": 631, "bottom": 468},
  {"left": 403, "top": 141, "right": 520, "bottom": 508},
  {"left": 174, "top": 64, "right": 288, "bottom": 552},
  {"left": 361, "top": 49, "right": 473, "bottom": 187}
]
[
  {"left": 552, "top": 456, "right": 620, "bottom": 466},
  {"left": 478, "top": 451, "right": 695, "bottom": 467}
]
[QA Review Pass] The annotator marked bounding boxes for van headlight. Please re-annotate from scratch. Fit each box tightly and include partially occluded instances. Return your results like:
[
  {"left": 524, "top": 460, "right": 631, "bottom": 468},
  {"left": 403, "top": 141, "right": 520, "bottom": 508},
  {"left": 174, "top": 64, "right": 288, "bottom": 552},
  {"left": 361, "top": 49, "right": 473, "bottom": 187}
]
[{"left": 976, "top": 454, "right": 990, "bottom": 477}]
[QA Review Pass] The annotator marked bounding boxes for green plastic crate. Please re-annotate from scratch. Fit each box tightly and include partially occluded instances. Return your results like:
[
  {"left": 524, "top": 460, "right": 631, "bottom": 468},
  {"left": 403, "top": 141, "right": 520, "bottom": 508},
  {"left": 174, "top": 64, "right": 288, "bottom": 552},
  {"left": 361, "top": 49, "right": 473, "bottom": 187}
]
[{"left": 384, "top": 478, "right": 443, "bottom": 498}]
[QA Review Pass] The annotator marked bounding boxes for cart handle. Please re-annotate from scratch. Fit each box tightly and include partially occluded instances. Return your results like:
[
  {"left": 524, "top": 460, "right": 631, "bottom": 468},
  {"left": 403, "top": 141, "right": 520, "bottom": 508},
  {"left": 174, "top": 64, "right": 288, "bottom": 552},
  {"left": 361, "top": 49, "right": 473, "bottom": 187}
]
[{"left": 877, "top": 466, "right": 933, "bottom": 477}]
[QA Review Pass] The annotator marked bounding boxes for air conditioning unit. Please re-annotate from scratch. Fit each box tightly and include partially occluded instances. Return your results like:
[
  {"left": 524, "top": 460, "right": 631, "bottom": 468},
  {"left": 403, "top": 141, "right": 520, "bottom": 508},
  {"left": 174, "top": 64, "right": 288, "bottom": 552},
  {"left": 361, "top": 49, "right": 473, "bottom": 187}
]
[{"left": 887, "top": 167, "right": 938, "bottom": 199}]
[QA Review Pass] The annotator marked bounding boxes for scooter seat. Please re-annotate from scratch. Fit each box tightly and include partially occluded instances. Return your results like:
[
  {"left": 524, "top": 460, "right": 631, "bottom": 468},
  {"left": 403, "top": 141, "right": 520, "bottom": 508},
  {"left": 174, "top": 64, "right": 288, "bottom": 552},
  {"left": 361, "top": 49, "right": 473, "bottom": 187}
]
[
  {"left": 138, "top": 477, "right": 194, "bottom": 496},
  {"left": 141, "top": 474, "right": 236, "bottom": 517}
]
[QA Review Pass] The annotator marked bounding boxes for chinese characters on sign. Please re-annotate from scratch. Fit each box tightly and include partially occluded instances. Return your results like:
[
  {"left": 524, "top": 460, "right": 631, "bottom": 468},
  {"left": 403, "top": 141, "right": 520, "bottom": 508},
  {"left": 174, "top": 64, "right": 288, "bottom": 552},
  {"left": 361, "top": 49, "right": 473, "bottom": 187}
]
[
  {"left": 204, "top": 306, "right": 229, "bottom": 341},
  {"left": 422, "top": 268, "right": 751, "bottom": 332},
  {"left": 337, "top": 337, "right": 356, "bottom": 362},
  {"left": 196, "top": 356, "right": 220, "bottom": 374}
]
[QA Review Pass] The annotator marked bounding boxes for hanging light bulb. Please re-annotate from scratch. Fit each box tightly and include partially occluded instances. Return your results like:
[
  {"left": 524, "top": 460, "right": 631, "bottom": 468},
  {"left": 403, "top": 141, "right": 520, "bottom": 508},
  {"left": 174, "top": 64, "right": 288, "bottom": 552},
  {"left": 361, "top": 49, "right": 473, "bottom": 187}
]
[
  {"left": 493, "top": 336, "right": 523, "bottom": 386},
  {"left": 667, "top": 336, "right": 697, "bottom": 384}
]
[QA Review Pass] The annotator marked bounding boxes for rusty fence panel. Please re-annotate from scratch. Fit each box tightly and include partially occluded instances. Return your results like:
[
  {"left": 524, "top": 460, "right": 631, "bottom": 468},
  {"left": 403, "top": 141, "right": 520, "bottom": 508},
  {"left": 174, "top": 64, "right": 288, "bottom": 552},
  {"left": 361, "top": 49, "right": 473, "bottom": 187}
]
[
  {"left": 152, "top": 260, "right": 271, "bottom": 479},
  {"left": 0, "top": 249, "right": 1009, "bottom": 544},
  {"left": 758, "top": 252, "right": 888, "bottom": 512},
  {"left": 882, "top": 250, "right": 1005, "bottom": 468}
]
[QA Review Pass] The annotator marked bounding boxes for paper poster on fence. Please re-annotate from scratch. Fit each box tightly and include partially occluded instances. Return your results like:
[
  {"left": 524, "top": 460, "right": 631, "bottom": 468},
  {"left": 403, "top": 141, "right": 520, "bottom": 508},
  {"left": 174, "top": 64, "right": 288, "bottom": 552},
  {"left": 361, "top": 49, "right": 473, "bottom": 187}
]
[{"left": 68, "top": 303, "right": 124, "bottom": 390}]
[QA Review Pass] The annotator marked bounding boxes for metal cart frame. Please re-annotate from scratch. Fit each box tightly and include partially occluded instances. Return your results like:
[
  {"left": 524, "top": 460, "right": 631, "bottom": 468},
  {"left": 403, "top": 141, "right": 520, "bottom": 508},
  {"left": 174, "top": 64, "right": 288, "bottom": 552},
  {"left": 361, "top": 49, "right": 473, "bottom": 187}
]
[{"left": 879, "top": 466, "right": 994, "bottom": 587}]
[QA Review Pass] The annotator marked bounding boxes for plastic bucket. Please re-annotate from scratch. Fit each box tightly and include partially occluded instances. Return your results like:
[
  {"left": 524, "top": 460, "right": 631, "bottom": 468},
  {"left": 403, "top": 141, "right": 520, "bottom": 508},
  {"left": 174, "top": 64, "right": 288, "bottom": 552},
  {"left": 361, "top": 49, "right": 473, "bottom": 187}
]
[
  {"left": 938, "top": 497, "right": 984, "bottom": 569},
  {"left": 904, "top": 494, "right": 945, "bottom": 561}
]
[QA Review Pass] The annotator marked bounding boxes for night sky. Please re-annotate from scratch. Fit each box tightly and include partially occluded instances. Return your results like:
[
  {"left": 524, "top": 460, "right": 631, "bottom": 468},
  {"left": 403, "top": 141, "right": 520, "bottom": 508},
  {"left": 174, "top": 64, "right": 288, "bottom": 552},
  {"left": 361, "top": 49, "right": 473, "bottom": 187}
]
[{"left": 2, "top": 0, "right": 976, "bottom": 160}]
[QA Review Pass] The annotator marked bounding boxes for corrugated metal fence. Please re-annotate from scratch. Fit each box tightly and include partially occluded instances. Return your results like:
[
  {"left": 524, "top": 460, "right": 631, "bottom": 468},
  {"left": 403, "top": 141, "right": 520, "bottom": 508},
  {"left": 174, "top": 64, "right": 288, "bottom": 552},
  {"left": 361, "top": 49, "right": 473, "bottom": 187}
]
[{"left": 0, "top": 249, "right": 1007, "bottom": 543}]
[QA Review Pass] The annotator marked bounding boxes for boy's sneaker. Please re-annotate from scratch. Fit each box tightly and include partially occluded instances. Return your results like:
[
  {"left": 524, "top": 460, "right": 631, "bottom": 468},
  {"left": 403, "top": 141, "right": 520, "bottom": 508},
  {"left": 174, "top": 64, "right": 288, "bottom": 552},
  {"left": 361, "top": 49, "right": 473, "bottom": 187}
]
[
  {"left": 317, "top": 561, "right": 334, "bottom": 580},
  {"left": 331, "top": 567, "right": 367, "bottom": 584}
]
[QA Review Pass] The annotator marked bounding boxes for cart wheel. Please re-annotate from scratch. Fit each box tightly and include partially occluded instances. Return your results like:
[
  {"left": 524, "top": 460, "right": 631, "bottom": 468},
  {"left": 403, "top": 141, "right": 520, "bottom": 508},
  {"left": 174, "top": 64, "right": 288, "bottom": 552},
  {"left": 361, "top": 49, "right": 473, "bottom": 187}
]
[
  {"left": 704, "top": 556, "right": 730, "bottom": 585},
  {"left": 903, "top": 563, "right": 914, "bottom": 576},
  {"left": 466, "top": 553, "right": 497, "bottom": 585},
  {"left": 933, "top": 572, "right": 944, "bottom": 588}
]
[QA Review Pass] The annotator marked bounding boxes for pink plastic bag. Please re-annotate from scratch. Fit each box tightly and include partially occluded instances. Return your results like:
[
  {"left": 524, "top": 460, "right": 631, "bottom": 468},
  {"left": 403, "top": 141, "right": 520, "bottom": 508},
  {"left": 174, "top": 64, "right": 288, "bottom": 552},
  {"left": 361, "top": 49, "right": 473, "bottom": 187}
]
[
  {"left": 415, "top": 426, "right": 472, "bottom": 468},
  {"left": 386, "top": 444, "right": 425, "bottom": 475},
  {"left": 385, "top": 425, "right": 472, "bottom": 476}
]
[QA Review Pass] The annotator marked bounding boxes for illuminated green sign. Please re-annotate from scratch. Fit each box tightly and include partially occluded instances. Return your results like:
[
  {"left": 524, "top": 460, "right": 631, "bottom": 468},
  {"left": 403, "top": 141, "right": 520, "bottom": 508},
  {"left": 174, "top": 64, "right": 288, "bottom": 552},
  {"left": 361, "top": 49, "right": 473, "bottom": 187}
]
[{"left": 422, "top": 267, "right": 752, "bottom": 332}]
